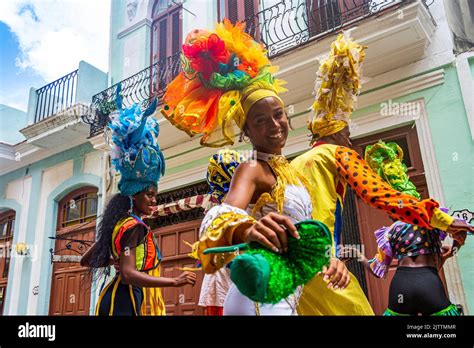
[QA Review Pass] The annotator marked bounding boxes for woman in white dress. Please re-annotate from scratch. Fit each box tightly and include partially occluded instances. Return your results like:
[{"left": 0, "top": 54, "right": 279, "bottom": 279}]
[
  {"left": 198, "top": 96, "right": 351, "bottom": 315},
  {"left": 159, "top": 20, "right": 351, "bottom": 315}
]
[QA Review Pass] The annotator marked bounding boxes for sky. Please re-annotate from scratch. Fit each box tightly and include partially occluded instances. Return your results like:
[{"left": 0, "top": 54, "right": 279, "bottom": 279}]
[{"left": 0, "top": 0, "right": 111, "bottom": 112}]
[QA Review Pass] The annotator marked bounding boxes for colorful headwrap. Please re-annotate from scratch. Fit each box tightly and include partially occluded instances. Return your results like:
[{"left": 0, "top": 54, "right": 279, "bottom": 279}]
[
  {"left": 364, "top": 140, "right": 421, "bottom": 200},
  {"left": 108, "top": 84, "right": 166, "bottom": 196},
  {"left": 161, "top": 20, "right": 287, "bottom": 148},
  {"left": 308, "top": 34, "right": 367, "bottom": 142},
  {"left": 207, "top": 149, "right": 245, "bottom": 202}
]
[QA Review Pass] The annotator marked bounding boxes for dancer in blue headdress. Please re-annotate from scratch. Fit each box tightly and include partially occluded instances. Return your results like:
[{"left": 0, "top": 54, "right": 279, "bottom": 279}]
[{"left": 82, "top": 86, "right": 196, "bottom": 316}]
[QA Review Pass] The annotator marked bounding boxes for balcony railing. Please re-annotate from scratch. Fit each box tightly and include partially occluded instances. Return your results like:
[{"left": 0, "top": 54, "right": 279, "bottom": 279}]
[
  {"left": 83, "top": 0, "right": 423, "bottom": 137},
  {"left": 35, "top": 69, "right": 78, "bottom": 122},
  {"left": 244, "top": 0, "right": 412, "bottom": 57},
  {"left": 82, "top": 52, "right": 181, "bottom": 137}
]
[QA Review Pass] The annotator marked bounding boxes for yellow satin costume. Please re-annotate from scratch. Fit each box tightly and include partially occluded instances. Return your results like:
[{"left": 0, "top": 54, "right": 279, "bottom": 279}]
[{"left": 291, "top": 143, "right": 454, "bottom": 315}]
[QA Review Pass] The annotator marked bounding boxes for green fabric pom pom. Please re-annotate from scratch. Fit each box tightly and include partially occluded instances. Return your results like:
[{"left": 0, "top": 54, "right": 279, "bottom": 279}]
[
  {"left": 230, "top": 219, "right": 332, "bottom": 304},
  {"left": 230, "top": 100, "right": 236, "bottom": 106}
]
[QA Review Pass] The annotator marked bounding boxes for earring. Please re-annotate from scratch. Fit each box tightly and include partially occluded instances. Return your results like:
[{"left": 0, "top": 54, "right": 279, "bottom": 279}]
[
  {"left": 239, "top": 133, "right": 250, "bottom": 143},
  {"left": 288, "top": 116, "right": 294, "bottom": 130}
]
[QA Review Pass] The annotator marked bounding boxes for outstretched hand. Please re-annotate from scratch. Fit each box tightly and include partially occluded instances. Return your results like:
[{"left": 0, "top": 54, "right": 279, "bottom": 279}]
[
  {"left": 446, "top": 219, "right": 472, "bottom": 245},
  {"left": 174, "top": 271, "right": 197, "bottom": 287}
]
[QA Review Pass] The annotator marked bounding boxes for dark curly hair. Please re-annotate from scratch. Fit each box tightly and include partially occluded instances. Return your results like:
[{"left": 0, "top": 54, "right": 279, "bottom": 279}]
[{"left": 87, "top": 194, "right": 131, "bottom": 281}]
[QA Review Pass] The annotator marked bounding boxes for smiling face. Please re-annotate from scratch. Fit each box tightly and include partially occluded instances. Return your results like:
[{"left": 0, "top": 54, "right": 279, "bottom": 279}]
[
  {"left": 243, "top": 96, "right": 289, "bottom": 154},
  {"left": 133, "top": 185, "right": 157, "bottom": 216}
]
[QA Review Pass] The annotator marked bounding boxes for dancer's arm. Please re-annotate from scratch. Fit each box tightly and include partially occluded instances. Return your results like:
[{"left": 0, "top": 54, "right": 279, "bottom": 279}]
[
  {"left": 440, "top": 236, "right": 465, "bottom": 267},
  {"left": 197, "top": 162, "right": 298, "bottom": 273},
  {"left": 334, "top": 146, "right": 473, "bottom": 240},
  {"left": 339, "top": 246, "right": 373, "bottom": 275},
  {"left": 120, "top": 247, "right": 196, "bottom": 287},
  {"left": 226, "top": 163, "right": 299, "bottom": 253}
]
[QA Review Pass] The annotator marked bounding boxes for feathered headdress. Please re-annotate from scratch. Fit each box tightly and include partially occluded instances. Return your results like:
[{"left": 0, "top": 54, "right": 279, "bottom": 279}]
[
  {"left": 364, "top": 140, "right": 421, "bottom": 200},
  {"left": 161, "top": 19, "right": 287, "bottom": 148},
  {"left": 108, "top": 84, "right": 165, "bottom": 196},
  {"left": 309, "top": 34, "right": 367, "bottom": 142}
]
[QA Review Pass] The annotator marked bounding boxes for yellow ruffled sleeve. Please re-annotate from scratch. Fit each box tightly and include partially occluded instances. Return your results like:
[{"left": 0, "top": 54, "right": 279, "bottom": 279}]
[
  {"left": 430, "top": 208, "right": 454, "bottom": 231},
  {"left": 197, "top": 204, "right": 255, "bottom": 273}
]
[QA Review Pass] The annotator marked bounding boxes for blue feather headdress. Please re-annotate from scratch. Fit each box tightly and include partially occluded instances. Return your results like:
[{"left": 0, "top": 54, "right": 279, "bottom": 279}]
[{"left": 107, "top": 84, "right": 165, "bottom": 196}]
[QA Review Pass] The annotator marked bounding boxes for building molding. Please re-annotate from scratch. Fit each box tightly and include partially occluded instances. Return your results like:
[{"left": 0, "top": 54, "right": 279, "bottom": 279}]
[
  {"left": 358, "top": 69, "right": 445, "bottom": 109},
  {"left": 455, "top": 52, "right": 474, "bottom": 140},
  {"left": 0, "top": 199, "right": 22, "bottom": 315},
  {"left": 117, "top": 17, "right": 152, "bottom": 39},
  {"left": 30, "top": 173, "right": 102, "bottom": 315},
  {"left": 88, "top": 133, "right": 110, "bottom": 152}
]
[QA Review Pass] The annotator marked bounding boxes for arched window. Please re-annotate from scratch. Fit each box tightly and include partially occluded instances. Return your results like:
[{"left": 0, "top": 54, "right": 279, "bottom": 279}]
[
  {"left": 57, "top": 188, "right": 98, "bottom": 229},
  {"left": 0, "top": 209, "right": 15, "bottom": 315}
]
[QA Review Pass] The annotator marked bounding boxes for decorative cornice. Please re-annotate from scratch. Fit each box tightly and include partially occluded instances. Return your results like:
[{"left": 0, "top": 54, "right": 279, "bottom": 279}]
[
  {"left": 20, "top": 103, "right": 89, "bottom": 141},
  {"left": 117, "top": 18, "right": 152, "bottom": 39},
  {"left": 358, "top": 69, "right": 445, "bottom": 109},
  {"left": 88, "top": 134, "right": 110, "bottom": 152}
]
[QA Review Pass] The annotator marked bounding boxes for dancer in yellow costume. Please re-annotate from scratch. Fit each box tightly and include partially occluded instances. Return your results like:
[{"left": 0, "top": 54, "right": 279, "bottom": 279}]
[{"left": 291, "top": 35, "right": 473, "bottom": 315}]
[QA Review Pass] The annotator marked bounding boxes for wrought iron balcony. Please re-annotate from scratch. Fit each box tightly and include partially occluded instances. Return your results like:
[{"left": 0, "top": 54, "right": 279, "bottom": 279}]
[
  {"left": 34, "top": 69, "right": 78, "bottom": 122},
  {"left": 82, "top": 52, "right": 181, "bottom": 137},
  {"left": 83, "top": 0, "right": 429, "bottom": 137},
  {"left": 244, "top": 0, "right": 417, "bottom": 58}
]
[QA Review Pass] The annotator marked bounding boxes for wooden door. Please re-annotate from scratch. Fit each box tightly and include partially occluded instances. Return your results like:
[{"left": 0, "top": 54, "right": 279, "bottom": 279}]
[
  {"left": 352, "top": 124, "right": 447, "bottom": 314},
  {"left": 0, "top": 210, "right": 15, "bottom": 315},
  {"left": 49, "top": 188, "right": 98, "bottom": 315},
  {"left": 153, "top": 219, "right": 204, "bottom": 315}
]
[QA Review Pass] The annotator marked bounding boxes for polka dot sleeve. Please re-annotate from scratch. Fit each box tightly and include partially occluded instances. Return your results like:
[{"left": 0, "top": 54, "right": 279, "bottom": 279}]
[{"left": 334, "top": 146, "right": 453, "bottom": 230}]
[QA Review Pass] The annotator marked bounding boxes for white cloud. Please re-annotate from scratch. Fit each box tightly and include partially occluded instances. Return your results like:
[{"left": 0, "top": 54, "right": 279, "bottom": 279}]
[{"left": 0, "top": 0, "right": 111, "bottom": 82}]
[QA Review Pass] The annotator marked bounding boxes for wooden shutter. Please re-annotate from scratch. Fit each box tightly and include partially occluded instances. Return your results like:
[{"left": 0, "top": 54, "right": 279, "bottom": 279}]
[
  {"left": 158, "top": 18, "right": 168, "bottom": 62},
  {"left": 171, "top": 10, "right": 181, "bottom": 55},
  {"left": 223, "top": 0, "right": 259, "bottom": 23},
  {"left": 338, "top": 0, "right": 369, "bottom": 22}
]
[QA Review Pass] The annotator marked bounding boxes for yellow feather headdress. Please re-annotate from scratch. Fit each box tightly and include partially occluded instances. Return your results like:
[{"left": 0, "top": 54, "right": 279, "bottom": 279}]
[{"left": 308, "top": 34, "right": 367, "bottom": 142}]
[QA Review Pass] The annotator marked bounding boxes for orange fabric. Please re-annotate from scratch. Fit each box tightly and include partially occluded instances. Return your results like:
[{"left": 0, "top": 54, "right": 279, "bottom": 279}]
[
  {"left": 334, "top": 146, "right": 440, "bottom": 228},
  {"left": 143, "top": 231, "right": 157, "bottom": 271},
  {"left": 162, "top": 73, "right": 201, "bottom": 109},
  {"left": 112, "top": 217, "right": 158, "bottom": 272},
  {"left": 162, "top": 80, "right": 222, "bottom": 138},
  {"left": 113, "top": 218, "right": 138, "bottom": 257}
]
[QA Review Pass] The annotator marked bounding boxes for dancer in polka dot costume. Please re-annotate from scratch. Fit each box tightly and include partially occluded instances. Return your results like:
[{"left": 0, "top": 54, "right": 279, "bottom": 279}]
[
  {"left": 338, "top": 140, "right": 468, "bottom": 316},
  {"left": 290, "top": 35, "right": 473, "bottom": 315}
]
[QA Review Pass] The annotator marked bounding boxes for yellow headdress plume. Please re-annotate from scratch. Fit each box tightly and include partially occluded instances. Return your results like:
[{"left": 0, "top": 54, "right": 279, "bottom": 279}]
[{"left": 308, "top": 34, "right": 367, "bottom": 142}]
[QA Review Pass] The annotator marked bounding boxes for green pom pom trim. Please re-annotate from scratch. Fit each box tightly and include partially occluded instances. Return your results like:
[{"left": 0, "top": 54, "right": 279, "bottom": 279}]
[
  {"left": 230, "top": 100, "right": 236, "bottom": 106},
  {"left": 164, "top": 105, "right": 170, "bottom": 110},
  {"left": 230, "top": 219, "right": 332, "bottom": 304}
]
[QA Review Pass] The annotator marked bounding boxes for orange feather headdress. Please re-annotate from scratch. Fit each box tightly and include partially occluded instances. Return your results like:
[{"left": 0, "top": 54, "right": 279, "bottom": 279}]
[{"left": 161, "top": 20, "right": 286, "bottom": 148}]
